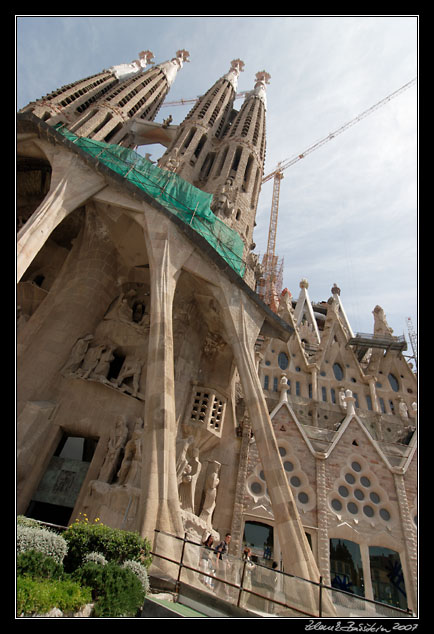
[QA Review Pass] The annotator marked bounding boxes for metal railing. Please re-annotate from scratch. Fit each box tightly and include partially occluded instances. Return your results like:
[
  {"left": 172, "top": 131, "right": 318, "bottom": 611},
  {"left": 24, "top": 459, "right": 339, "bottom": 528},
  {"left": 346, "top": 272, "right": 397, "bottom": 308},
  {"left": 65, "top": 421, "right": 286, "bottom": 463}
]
[{"left": 151, "top": 529, "right": 413, "bottom": 618}]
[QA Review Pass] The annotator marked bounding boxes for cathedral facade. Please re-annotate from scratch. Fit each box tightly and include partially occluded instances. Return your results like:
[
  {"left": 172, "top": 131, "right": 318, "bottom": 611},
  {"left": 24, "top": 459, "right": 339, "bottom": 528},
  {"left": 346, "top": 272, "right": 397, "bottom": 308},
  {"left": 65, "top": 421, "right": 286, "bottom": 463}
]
[{"left": 17, "top": 51, "right": 417, "bottom": 614}]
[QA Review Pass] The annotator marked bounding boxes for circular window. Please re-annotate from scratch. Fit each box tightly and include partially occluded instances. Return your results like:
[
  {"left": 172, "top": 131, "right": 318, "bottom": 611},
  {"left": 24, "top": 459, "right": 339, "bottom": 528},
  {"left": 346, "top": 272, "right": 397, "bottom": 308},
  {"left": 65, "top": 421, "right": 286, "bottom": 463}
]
[
  {"left": 251, "top": 482, "right": 263, "bottom": 495},
  {"left": 370, "top": 492, "right": 380, "bottom": 504},
  {"left": 351, "top": 461, "right": 362, "bottom": 472},
  {"left": 347, "top": 502, "right": 358, "bottom": 514},
  {"left": 259, "top": 470, "right": 266, "bottom": 481},
  {"left": 331, "top": 499, "right": 342, "bottom": 511},
  {"left": 363, "top": 505, "right": 375, "bottom": 518},
  {"left": 380, "top": 508, "right": 391, "bottom": 521},
  {"left": 279, "top": 446, "right": 287, "bottom": 457},
  {"left": 283, "top": 461, "right": 294, "bottom": 472},
  {"left": 333, "top": 363, "right": 344, "bottom": 380},
  {"left": 360, "top": 476, "right": 371, "bottom": 488},
  {"left": 354, "top": 489, "right": 365, "bottom": 501},
  {"left": 388, "top": 373, "right": 399, "bottom": 392},
  {"left": 338, "top": 485, "right": 349, "bottom": 497},
  {"left": 290, "top": 476, "right": 301, "bottom": 487},
  {"left": 298, "top": 492, "right": 309, "bottom": 504},
  {"left": 345, "top": 473, "right": 356, "bottom": 485},
  {"left": 278, "top": 352, "right": 289, "bottom": 370}
]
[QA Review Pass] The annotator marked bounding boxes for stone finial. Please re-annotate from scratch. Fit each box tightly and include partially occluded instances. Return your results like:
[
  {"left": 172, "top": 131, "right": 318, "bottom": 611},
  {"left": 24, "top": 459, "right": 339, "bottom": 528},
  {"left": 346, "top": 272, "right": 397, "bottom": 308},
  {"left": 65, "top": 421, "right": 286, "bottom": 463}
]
[
  {"left": 344, "top": 389, "right": 356, "bottom": 415},
  {"left": 279, "top": 374, "right": 289, "bottom": 404},
  {"left": 175, "top": 49, "right": 190, "bottom": 64},
  {"left": 331, "top": 283, "right": 341, "bottom": 296},
  {"left": 223, "top": 59, "right": 245, "bottom": 90},
  {"left": 230, "top": 59, "right": 245, "bottom": 74},
  {"left": 138, "top": 50, "right": 155, "bottom": 66},
  {"left": 300, "top": 278, "right": 309, "bottom": 289},
  {"left": 255, "top": 70, "right": 271, "bottom": 86}
]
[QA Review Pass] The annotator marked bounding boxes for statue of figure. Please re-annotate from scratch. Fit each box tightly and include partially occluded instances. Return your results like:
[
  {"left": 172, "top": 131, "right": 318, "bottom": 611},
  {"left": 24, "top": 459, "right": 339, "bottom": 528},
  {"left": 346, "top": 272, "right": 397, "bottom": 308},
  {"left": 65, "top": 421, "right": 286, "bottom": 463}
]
[
  {"left": 90, "top": 345, "right": 115, "bottom": 381},
  {"left": 373, "top": 305, "right": 394, "bottom": 337},
  {"left": 162, "top": 147, "right": 181, "bottom": 173},
  {"left": 176, "top": 435, "right": 194, "bottom": 484},
  {"left": 339, "top": 388, "right": 347, "bottom": 410},
  {"left": 199, "top": 461, "right": 221, "bottom": 527},
  {"left": 115, "top": 355, "right": 143, "bottom": 397},
  {"left": 211, "top": 178, "right": 236, "bottom": 218},
  {"left": 178, "top": 448, "right": 201, "bottom": 513},
  {"left": 399, "top": 400, "right": 409, "bottom": 418},
  {"left": 61, "top": 334, "right": 94, "bottom": 375},
  {"left": 98, "top": 415, "right": 129, "bottom": 483},
  {"left": 116, "top": 419, "right": 143, "bottom": 487},
  {"left": 77, "top": 343, "right": 106, "bottom": 378}
]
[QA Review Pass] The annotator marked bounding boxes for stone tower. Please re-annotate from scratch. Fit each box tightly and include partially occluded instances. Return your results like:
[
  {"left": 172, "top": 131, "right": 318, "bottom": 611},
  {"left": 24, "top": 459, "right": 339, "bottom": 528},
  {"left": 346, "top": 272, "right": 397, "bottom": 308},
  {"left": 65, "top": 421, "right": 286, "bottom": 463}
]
[
  {"left": 19, "top": 50, "right": 190, "bottom": 147},
  {"left": 157, "top": 63, "right": 269, "bottom": 265}
]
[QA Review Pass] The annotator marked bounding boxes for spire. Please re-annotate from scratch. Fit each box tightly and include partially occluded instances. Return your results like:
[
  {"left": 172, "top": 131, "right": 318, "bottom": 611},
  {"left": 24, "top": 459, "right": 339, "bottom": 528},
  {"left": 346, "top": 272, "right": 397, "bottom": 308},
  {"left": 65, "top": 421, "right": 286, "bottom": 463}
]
[
  {"left": 109, "top": 50, "right": 154, "bottom": 81},
  {"left": 157, "top": 49, "right": 190, "bottom": 88},
  {"left": 293, "top": 279, "right": 321, "bottom": 344},
  {"left": 331, "top": 283, "right": 355, "bottom": 338},
  {"left": 222, "top": 59, "right": 245, "bottom": 90},
  {"left": 251, "top": 70, "right": 271, "bottom": 110}
]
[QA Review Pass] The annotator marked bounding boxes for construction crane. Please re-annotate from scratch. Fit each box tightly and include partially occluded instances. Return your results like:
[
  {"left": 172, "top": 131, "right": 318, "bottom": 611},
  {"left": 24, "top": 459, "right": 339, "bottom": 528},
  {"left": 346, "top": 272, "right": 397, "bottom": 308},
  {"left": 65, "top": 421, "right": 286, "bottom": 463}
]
[
  {"left": 407, "top": 317, "right": 418, "bottom": 369},
  {"left": 160, "top": 91, "right": 250, "bottom": 107},
  {"left": 258, "top": 77, "right": 417, "bottom": 308}
]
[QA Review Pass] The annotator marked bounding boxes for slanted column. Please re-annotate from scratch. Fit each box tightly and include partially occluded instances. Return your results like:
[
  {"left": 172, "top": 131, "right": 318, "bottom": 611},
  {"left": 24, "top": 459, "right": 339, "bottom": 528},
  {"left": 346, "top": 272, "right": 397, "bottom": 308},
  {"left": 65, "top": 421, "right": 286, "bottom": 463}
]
[
  {"left": 212, "top": 281, "right": 322, "bottom": 584},
  {"left": 17, "top": 141, "right": 106, "bottom": 281},
  {"left": 138, "top": 211, "right": 194, "bottom": 546}
]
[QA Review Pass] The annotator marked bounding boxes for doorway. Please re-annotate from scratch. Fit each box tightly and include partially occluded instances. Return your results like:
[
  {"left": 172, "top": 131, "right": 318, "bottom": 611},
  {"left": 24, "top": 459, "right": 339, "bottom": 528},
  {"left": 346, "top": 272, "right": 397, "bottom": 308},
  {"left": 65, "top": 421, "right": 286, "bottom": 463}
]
[{"left": 25, "top": 434, "right": 97, "bottom": 526}]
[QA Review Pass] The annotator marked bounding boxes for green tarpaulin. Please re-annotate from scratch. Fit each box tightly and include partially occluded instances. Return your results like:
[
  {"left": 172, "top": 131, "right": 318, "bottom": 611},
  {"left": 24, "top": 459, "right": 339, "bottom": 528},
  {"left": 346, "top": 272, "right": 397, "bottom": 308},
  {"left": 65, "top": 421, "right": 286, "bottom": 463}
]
[{"left": 55, "top": 125, "right": 246, "bottom": 276}]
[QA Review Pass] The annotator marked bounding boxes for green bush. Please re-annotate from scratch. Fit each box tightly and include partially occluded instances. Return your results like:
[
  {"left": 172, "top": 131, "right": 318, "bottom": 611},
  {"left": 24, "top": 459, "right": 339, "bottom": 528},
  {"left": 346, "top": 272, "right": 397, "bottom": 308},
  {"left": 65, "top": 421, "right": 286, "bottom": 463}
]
[
  {"left": 17, "top": 524, "right": 68, "bottom": 564},
  {"left": 83, "top": 551, "right": 108, "bottom": 566},
  {"left": 122, "top": 559, "right": 150, "bottom": 594},
  {"left": 73, "top": 561, "right": 145, "bottom": 617},
  {"left": 17, "top": 549, "right": 65, "bottom": 580},
  {"left": 17, "top": 576, "right": 92, "bottom": 616},
  {"left": 63, "top": 521, "right": 151, "bottom": 572}
]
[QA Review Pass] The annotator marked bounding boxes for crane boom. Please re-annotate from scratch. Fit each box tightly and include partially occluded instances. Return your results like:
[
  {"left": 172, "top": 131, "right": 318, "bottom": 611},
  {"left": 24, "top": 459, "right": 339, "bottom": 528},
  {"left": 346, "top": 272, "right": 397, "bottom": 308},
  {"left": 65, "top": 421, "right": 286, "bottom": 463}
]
[
  {"left": 161, "top": 91, "right": 249, "bottom": 108},
  {"left": 262, "top": 77, "right": 416, "bottom": 183},
  {"left": 258, "top": 77, "right": 416, "bottom": 310}
]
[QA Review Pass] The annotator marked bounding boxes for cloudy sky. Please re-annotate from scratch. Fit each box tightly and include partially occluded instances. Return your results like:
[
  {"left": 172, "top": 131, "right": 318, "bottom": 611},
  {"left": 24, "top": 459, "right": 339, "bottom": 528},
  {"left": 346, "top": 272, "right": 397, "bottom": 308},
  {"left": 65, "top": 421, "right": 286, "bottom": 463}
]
[{"left": 16, "top": 15, "right": 418, "bottom": 343}]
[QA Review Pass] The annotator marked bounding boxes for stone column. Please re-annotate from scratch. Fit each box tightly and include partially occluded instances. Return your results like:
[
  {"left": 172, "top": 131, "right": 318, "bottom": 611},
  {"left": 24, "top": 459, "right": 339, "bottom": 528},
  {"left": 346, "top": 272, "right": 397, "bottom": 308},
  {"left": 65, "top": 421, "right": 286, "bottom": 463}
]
[
  {"left": 212, "top": 281, "right": 323, "bottom": 585},
  {"left": 138, "top": 211, "right": 195, "bottom": 549},
  {"left": 230, "top": 414, "right": 252, "bottom": 555},
  {"left": 17, "top": 141, "right": 106, "bottom": 281},
  {"left": 393, "top": 472, "right": 418, "bottom": 611},
  {"left": 315, "top": 456, "right": 331, "bottom": 586}
]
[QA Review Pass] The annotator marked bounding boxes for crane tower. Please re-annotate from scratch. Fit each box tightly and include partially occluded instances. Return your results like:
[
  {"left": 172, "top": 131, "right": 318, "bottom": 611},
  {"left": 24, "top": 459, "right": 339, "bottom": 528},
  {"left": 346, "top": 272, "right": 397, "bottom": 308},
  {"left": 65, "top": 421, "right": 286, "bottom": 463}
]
[{"left": 258, "top": 78, "right": 416, "bottom": 310}]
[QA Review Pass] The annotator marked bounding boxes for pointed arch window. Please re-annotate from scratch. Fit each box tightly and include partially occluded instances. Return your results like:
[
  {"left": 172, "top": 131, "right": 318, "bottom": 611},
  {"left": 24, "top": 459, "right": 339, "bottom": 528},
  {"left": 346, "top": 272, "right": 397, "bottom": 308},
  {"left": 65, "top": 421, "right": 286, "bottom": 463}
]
[{"left": 333, "top": 362, "right": 344, "bottom": 381}]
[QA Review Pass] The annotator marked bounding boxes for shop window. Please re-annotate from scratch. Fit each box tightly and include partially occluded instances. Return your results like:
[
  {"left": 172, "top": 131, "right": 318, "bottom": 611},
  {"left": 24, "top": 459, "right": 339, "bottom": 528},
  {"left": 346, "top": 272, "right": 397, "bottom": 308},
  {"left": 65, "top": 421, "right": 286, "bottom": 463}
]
[
  {"left": 330, "top": 538, "right": 365, "bottom": 597},
  {"left": 369, "top": 546, "right": 407, "bottom": 610}
]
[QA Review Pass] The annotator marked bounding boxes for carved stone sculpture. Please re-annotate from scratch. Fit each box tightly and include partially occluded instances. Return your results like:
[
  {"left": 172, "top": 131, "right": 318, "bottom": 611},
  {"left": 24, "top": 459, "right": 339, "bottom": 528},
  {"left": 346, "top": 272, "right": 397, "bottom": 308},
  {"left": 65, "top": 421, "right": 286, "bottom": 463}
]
[
  {"left": 77, "top": 343, "right": 106, "bottom": 378},
  {"left": 178, "top": 447, "right": 201, "bottom": 513},
  {"left": 114, "top": 355, "right": 143, "bottom": 397},
  {"left": 61, "top": 334, "right": 94, "bottom": 375},
  {"left": 116, "top": 418, "right": 143, "bottom": 488},
  {"left": 98, "top": 415, "right": 129, "bottom": 483},
  {"left": 199, "top": 460, "right": 221, "bottom": 527}
]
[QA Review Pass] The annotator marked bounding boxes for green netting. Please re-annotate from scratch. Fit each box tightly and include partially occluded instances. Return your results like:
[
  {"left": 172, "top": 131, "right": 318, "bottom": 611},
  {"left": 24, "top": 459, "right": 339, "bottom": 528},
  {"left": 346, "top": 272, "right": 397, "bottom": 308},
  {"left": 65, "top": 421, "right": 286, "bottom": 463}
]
[{"left": 54, "top": 124, "right": 246, "bottom": 276}]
